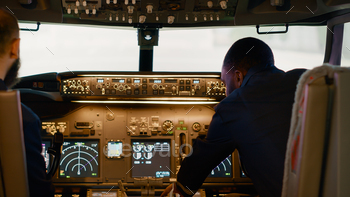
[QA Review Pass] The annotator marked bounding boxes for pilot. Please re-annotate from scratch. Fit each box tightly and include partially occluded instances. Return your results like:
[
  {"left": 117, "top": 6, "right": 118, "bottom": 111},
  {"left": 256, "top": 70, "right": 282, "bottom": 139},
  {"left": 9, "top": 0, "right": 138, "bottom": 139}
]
[
  {"left": 0, "top": 8, "right": 54, "bottom": 196},
  {"left": 161, "top": 37, "right": 306, "bottom": 197}
]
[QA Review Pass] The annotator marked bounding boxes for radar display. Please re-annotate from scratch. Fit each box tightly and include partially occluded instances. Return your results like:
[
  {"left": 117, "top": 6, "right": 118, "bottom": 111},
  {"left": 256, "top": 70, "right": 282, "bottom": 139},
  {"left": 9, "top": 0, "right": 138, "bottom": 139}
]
[
  {"left": 208, "top": 155, "right": 232, "bottom": 178},
  {"left": 59, "top": 140, "right": 99, "bottom": 178}
]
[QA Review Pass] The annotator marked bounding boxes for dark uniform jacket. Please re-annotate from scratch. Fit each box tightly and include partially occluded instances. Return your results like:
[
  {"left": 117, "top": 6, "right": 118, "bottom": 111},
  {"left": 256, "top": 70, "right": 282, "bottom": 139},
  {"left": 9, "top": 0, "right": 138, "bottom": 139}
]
[
  {"left": 0, "top": 79, "right": 54, "bottom": 196},
  {"left": 176, "top": 64, "right": 306, "bottom": 197}
]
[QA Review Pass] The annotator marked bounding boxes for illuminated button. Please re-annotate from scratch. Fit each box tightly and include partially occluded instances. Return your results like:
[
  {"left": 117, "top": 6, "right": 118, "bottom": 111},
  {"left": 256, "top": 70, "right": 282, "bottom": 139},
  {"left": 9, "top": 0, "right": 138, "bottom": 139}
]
[
  {"left": 153, "top": 90, "right": 158, "bottom": 95},
  {"left": 180, "top": 80, "right": 184, "bottom": 84},
  {"left": 186, "top": 86, "right": 191, "bottom": 91},
  {"left": 111, "top": 89, "right": 116, "bottom": 94},
  {"left": 142, "top": 84, "right": 147, "bottom": 89},
  {"left": 134, "top": 89, "right": 140, "bottom": 95},
  {"left": 180, "top": 86, "right": 184, "bottom": 91},
  {"left": 186, "top": 80, "right": 190, "bottom": 84},
  {"left": 142, "top": 90, "right": 147, "bottom": 94},
  {"left": 159, "top": 90, "right": 164, "bottom": 95}
]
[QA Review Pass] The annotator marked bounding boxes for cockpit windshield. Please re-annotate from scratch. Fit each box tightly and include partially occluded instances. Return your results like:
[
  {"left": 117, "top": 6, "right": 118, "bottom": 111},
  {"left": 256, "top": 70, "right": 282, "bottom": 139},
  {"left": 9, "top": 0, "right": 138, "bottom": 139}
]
[{"left": 19, "top": 23, "right": 327, "bottom": 76}]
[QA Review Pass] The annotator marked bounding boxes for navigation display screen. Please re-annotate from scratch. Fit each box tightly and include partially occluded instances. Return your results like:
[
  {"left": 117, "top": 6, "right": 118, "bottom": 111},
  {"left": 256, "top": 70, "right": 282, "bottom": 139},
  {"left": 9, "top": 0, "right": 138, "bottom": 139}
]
[
  {"left": 59, "top": 140, "right": 99, "bottom": 178},
  {"left": 42, "top": 140, "right": 51, "bottom": 172},
  {"left": 131, "top": 140, "right": 171, "bottom": 178},
  {"left": 207, "top": 155, "right": 232, "bottom": 178}
]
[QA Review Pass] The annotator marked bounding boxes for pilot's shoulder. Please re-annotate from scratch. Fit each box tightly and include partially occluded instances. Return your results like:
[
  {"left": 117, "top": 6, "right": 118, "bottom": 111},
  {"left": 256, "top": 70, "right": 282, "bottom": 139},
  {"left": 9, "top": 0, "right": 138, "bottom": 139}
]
[{"left": 21, "top": 103, "right": 40, "bottom": 124}]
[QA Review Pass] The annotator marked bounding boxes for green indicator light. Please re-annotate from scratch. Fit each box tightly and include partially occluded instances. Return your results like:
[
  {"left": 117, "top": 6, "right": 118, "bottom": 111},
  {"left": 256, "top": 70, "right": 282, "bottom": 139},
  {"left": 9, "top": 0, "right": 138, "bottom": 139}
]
[
  {"left": 182, "top": 127, "right": 187, "bottom": 130},
  {"left": 92, "top": 173, "right": 97, "bottom": 176},
  {"left": 60, "top": 172, "right": 65, "bottom": 175},
  {"left": 82, "top": 143, "right": 85, "bottom": 145},
  {"left": 179, "top": 121, "right": 184, "bottom": 124},
  {"left": 225, "top": 173, "right": 230, "bottom": 175},
  {"left": 66, "top": 176, "right": 70, "bottom": 178},
  {"left": 176, "top": 127, "right": 181, "bottom": 130}
]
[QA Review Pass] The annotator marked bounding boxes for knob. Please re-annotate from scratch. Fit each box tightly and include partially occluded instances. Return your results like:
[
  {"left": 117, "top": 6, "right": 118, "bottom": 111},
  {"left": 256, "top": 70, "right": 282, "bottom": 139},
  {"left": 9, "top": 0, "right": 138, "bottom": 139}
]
[
  {"left": 58, "top": 126, "right": 65, "bottom": 133},
  {"left": 74, "top": 7, "right": 79, "bottom": 14},
  {"left": 82, "top": 80, "right": 87, "bottom": 86},
  {"left": 168, "top": 16, "right": 175, "bottom": 24},
  {"left": 156, "top": 15, "right": 159, "bottom": 21},
  {"left": 113, "top": 0, "right": 117, "bottom": 4},
  {"left": 83, "top": 0, "right": 87, "bottom": 6},
  {"left": 106, "top": 0, "right": 110, "bottom": 4},
  {"left": 192, "top": 122, "right": 201, "bottom": 132},
  {"left": 203, "top": 14, "right": 207, "bottom": 21},
  {"left": 207, "top": 1, "right": 213, "bottom": 8},
  {"left": 125, "top": 0, "right": 128, "bottom": 5},
  {"left": 118, "top": 85, "right": 125, "bottom": 91},
  {"left": 76, "top": 0, "right": 80, "bottom": 7},
  {"left": 85, "top": 8, "right": 89, "bottom": 14},
  {"left": 67, "top": 6, "right": 72, "bottom": 14},
  {"left": 96, "top": 84, "right": 102, "bottom": 89},
  {"left": 194, "top": 15, "right": 197, "bottom": 21},
  {"left": 70, "top": 86, "right": 76, "bottom": 90},
  {"left": 132, "top": 0, "right": 135, "bottom": 4},
  {"left": 128, "top": 16, "right": 132, "bottom": 24},
  {"left": 220, "top": 1, "right": 227, "bottom": 9},
  {"left": 127, "top": 6, "right": 134, "bottom": 14},
  {"left": 139, "top": 15, "right": 146, "bottom": 23},
  {"left": 210, "top": 14, "right": 213, "bottom": 21},
  {"left": 172, "top": 86, "right": 176, "bottom": 94},
  {"left": 116, "top": 15, "right": 119, "bottom": 21},
  {"left": 185, "top": 14, "right": 188, "bottom": 20},
  {"left": 122, "top": 14, "right": 126, "bottom": 21},
  {"left": 146, "top": 5, "right": 153, "bottom": 13},
  {"left": 109, "top": 14, "right": 113, "bottom": 21},
  {"left": 92, "top": 7, "right": 96, "bottom": 14},
  {"left": 195, "top": 85, "right": 200, "bottom": 90},
  {"left": 152, "top": 84, "right": 158, "bottom": 90}
]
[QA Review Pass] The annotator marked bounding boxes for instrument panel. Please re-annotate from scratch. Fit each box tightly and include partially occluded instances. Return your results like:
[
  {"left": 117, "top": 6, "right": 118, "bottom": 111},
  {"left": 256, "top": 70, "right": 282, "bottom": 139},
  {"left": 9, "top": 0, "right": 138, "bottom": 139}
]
[
  {"left": 61, "top": 75, "right": 226, "bottom": 99},
  {"left": 18, "top": 72, "right": 254, "bottom": 196}
]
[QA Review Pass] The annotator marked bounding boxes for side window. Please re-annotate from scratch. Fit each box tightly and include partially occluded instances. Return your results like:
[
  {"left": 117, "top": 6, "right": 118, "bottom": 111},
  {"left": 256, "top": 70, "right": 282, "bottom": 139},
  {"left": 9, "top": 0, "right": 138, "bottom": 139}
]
[{"left": 341, "top": 22, "right": 350, "bottom": 66}]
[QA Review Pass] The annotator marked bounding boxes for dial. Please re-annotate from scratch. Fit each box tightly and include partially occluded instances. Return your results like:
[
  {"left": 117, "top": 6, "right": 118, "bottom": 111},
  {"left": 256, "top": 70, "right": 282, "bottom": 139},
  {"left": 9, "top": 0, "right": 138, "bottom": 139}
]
[
  {"left": 133, "top": 144, "right": 143, "bottom": 152},
  {"left": 143, "top": 144, "right": 154, "bottom": 152},
  {"left": 162, "top": 120, "right": 174, "bottom": 132},
  {"left": 59, "top": 140, "right": 99, "bottom": 178},
  {"left": 143, "top": 152, "right": 153, "bottom": 160},
  {"left": 118, "top": 84, "right": 125, "bottom": 91},
  {"left": 192, "top": 122, "right": 201, "bottom": 132},
  {"left": 208, "top": 155, "right": 232, "bottom": 178},
  {"left": 133, "top": 152, "right": 142, "bottom": 160}
]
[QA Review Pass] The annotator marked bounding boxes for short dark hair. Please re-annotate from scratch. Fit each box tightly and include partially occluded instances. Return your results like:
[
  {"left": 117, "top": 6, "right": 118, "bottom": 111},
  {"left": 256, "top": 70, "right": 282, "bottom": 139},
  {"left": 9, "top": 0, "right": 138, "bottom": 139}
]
[
  {"left": 0, "top": 8, "right": 19, "bottom": 57},
  {"left": 223, "top": 37, "right": 274, "bottom": 72}
]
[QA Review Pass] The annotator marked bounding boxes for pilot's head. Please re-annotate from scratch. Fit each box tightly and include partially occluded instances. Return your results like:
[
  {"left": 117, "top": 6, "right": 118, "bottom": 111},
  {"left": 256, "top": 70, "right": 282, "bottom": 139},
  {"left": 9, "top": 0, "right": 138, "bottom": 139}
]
[
  {"left": 0, "top": 8, "right": 20, "bottom": 88},
  {"left": 221, "top": 37, "right": 274, "bottom": 95}
]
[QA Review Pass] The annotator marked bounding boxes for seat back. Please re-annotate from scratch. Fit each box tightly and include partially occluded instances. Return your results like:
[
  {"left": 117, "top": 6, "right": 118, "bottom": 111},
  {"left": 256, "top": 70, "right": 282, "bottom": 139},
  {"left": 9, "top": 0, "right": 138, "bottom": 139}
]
[
  {"left": 0, "top": 90, "right": 29, "bottom": 197},
  {"left": 282, "top": 65, "right": 350, "bottom": 197}
]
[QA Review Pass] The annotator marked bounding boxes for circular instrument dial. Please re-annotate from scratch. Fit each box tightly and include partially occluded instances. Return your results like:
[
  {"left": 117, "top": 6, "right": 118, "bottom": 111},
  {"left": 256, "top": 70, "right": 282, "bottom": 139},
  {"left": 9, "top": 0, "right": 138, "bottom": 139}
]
[
  {"left": 192, "top": 122, "right": 201, "bottom": 132},
  {"left": 162, "top": 120, "right": 174, "bottom": 132}
]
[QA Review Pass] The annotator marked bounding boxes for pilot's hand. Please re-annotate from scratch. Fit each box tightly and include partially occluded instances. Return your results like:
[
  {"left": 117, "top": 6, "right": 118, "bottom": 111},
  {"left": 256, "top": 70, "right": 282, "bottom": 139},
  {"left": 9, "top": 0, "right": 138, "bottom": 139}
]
[{"left": 161, "top": 183, "right": 184, "bottom": 197}]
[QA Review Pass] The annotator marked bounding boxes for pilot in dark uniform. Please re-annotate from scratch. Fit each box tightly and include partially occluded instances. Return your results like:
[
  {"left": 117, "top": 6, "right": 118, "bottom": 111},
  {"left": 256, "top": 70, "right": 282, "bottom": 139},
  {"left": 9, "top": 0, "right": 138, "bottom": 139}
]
[
  {"left": 0, "top": 8, "right": 54, "bottom": 196},
  {"left": 162, "top": 38, "right": 306, "bottom": 197}
]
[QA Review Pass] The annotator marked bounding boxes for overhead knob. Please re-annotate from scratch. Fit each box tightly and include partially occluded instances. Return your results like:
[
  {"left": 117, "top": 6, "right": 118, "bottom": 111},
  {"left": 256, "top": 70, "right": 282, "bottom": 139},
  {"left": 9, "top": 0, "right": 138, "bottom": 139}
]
[
  {"left": 207, "top": 1, "right": 213, "bottom": 8},
  {"left": 67, "top": 6, "right": 72, "bottom": 14},
  {"left": 220, "top": 1, "right": 227, "bottom": 9},
  {"left": 146, "top": 5, "right": 153, "bottom": 13},
  {"left": 139, "top": 15, "right": 146, "bottom": 23},
  {"left": 168, "top": 16, "right": 175, "bottom": 24}
]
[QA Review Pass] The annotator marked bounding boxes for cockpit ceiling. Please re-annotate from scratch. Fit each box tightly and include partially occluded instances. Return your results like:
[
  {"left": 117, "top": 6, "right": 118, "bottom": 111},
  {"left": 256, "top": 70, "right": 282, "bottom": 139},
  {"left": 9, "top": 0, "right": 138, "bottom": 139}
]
[{"left": 1, "top": 0, "right": 350, "bottom": 27}]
